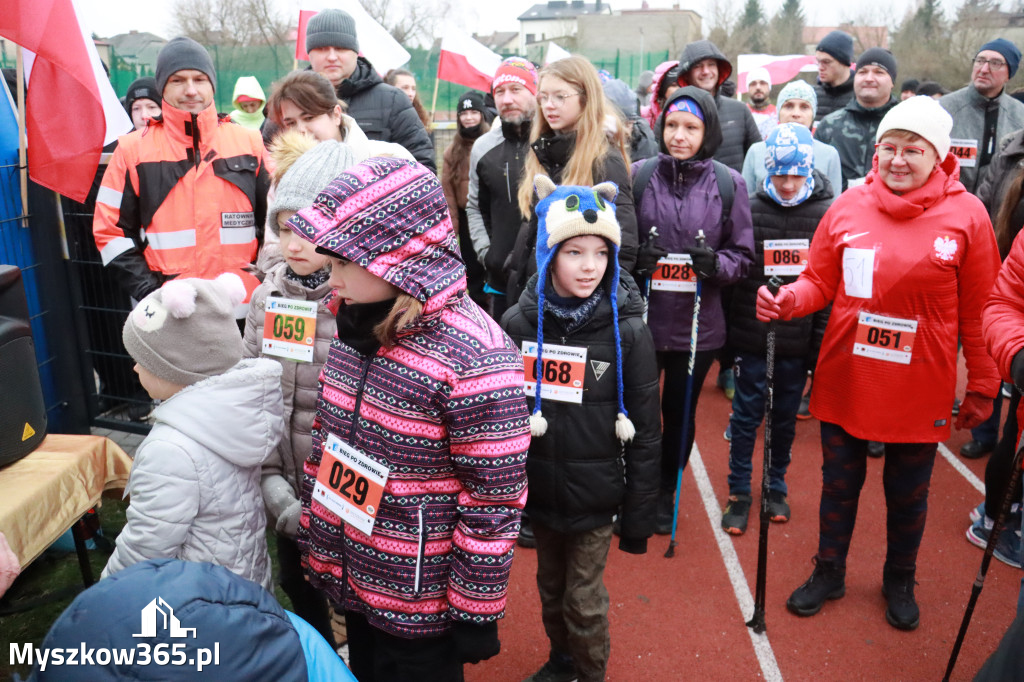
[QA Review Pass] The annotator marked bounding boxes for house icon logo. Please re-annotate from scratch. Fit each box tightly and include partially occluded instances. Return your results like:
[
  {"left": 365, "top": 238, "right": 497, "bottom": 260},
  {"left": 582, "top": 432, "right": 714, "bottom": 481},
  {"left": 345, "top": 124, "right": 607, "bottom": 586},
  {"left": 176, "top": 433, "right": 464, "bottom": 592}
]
[{"left": 133, "top": 597, "right": 197, "bottom": 638}]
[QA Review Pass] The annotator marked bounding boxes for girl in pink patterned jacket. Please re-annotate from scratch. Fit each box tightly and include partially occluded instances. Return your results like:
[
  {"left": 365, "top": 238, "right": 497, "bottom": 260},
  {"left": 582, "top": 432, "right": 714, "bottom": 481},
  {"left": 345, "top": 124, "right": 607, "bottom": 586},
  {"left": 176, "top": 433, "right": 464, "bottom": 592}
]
[{"left": 287, "top": 156, "right": 530, "bottom": 680}]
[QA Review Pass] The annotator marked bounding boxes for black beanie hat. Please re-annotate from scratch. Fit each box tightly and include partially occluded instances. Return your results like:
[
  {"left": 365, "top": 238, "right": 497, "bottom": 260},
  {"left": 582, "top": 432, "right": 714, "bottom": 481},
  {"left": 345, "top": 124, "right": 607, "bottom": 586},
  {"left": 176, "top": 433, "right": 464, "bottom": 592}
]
[
  {"left": 155, "top": 37, "right": 217, "bottom": 96},
  {"left": 124, "top": 77, "right": 160, "bottom": 115},
  {"left": 306, "top": 9, "right": 359, "bottom": 53},
  {"left": 457, "top": 91, "right": 486, "bottom": 115},
  {"left": 816, "top": 30, "right": 854, "bottom": 67},
  {"left": 856, "top": 47, "right": 898, "bottom": 82}
]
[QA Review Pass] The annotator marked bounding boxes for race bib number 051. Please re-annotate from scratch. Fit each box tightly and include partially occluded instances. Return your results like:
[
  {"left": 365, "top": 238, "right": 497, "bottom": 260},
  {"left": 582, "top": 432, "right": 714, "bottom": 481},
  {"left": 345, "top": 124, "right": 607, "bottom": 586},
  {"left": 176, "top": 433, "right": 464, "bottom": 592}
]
[
  {"left": 651, "top": 254, "right": 696, "bottom": 292},
  {"left": 313, "top": 433, "right": 388, "bottom": 536},
  {"left": 853, "top": 312, "right": 917, "bottom": 365},
  {"left": 521, "top": 341, "right": 587, "bottom": 404},
  {"left": 263, "top": 296, "right": 318, "bottom": 362},
  {"left": 764, "top": 239, "right": 809, "bottom": 276}
]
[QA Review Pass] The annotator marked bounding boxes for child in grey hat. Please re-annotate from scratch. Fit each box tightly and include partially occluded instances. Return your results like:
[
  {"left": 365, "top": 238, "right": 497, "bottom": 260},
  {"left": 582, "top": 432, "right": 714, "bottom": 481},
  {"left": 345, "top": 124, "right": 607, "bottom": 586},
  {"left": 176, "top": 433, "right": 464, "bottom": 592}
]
[{"left": 102, "top": 273, "right": 284, "bottom": 590}]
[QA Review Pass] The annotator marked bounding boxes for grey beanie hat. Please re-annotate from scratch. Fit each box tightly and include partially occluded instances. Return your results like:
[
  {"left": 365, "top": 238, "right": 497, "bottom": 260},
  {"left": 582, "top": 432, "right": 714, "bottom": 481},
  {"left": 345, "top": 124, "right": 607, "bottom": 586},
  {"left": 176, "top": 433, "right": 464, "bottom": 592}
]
[
  {"left": 268, "top": 139, "right": 359, "bottom": 236},
  {"left": 155, "top": 36, "right": 217, "bottom": 96},
  {"left": 123, "top": 274, "right": 246, "bottom": 387},
  {"left": 305, "top": 9, "right": 359, "bottom": 53}
]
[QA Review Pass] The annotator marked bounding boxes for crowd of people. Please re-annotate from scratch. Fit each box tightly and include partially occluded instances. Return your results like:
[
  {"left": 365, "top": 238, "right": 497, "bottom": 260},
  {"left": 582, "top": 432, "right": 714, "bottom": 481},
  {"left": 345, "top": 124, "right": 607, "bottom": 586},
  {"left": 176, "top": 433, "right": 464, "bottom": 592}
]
[{"left": 8, "top": 11, "right": 1024, "bottom": 680}]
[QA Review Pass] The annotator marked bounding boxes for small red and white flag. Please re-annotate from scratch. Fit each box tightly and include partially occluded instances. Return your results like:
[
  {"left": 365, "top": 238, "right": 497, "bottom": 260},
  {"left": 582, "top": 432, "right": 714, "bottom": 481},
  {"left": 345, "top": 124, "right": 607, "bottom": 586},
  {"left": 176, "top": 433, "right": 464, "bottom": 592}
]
[
  {"left": 0, "top": 0, "right": 131, "bottom": 202},
  {"left": 737, "top": 54, "right": 817, "bottom": 94},
  {"left": 294, "top": 2, "right": 410, "bottom": 76},
  {"left": 437, "top": 26, "right": 502, "bottom": 92},
  {"left": 545, "top": 42, "right": 571, "bottom": 65}
]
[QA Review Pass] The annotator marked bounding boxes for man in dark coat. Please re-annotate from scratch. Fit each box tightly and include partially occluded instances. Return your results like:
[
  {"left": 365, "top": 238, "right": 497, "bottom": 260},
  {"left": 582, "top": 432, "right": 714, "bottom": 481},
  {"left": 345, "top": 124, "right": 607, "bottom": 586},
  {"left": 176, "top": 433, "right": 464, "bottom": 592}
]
[
  {"left": 304, "top": 9, "right": 435, "bottom": 172},
  {"left": 813, "top": 30, "right": 856, "bottom": 122}
]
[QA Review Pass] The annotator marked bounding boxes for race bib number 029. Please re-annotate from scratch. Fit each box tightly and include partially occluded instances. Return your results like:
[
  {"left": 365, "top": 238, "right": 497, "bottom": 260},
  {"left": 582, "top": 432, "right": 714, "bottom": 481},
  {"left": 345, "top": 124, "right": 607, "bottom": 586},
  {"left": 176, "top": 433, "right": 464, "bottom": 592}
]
[
  {"left": 764, "top": 239, "right": 809, "bottom": 276},
  {"left": 263, "top": 296, "right": 318, "bottom": 362},
  {"left": 852, "top": 312, "right": 917, "bottom": 365},
  {"left": 313, "top": 433, "right": 388, "bottom": 536},
  {"left": 651, "top": 254, "right": 696, "bottom": 292},
  {"left": 521, "top": 341, "right": 587, "bottom": 404}
]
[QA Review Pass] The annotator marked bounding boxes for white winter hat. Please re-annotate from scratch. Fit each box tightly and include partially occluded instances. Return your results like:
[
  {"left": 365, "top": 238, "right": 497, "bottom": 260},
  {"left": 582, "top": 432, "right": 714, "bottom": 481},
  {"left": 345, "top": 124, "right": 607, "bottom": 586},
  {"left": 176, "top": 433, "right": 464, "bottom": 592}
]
[
  {"left": 875, "top": 95, "right": 952, "bottom": 160},
  {"left": 745, "top": 67, "right": 771, "bottom": 89}
]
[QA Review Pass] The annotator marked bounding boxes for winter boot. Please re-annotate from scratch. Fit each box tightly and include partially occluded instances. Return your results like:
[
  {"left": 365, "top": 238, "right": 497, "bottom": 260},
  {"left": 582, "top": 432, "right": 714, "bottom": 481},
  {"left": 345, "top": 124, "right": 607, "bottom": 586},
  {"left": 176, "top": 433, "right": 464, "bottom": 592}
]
[
  {"left": 882, "top": 565, "right": 920, "bottom": 630},
  {"left": 786, "top": 557, "right": 846, "bottom": 616},
  {"left": 523, "top": 651, "right": 578, "bottom": 682},
  {"left": 655, "top": 489, "right": 675, "bottom": 535}
]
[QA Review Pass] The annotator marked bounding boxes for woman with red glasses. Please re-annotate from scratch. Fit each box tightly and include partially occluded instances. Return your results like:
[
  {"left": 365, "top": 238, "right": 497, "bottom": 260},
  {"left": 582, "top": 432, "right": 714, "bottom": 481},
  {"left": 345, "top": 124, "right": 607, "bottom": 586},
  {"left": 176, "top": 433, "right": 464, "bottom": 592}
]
[{"left": 757, "top": 95, "right": 1001, "bottom": 631}]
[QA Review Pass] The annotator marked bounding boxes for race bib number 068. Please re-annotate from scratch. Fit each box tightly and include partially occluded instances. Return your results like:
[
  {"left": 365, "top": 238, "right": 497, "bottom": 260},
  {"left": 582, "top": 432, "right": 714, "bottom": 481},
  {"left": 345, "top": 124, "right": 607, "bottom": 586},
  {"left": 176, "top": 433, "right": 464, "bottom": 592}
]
[{"left": 521, "top": 341, "right": 587, "bottom": 403}]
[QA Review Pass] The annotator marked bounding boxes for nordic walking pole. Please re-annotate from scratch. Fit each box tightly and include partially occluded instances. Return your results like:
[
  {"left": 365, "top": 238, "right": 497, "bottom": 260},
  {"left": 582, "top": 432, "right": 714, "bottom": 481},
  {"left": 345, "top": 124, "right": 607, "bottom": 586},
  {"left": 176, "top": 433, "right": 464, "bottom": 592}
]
[
  {"left": 942, "top": 440, "right": 1024, "bottom": 682},
  {"left": 642, "top": 227, "right": 659, "bottom": 323},
  {"left": 747, "top": 276, "right": 784, "bottom": 634},
  {"left": 666, "top": 229, "right": 706, "bottom": 558}
]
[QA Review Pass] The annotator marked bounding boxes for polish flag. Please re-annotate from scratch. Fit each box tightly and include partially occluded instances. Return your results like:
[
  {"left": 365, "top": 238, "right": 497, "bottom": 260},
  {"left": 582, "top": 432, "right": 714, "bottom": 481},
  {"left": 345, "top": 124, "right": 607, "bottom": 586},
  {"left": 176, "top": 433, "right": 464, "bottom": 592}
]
[
  {"left": 736, "top": 54, "right": 818, "bottom": 94},
  {"left": 294, "top": 3, "right": 411, "bottom": 76},
  {"left": 437, "top": 26, "right": 502, "bottom": 92},
  {"left": 0, "top": 0, "right": 130, "bottom": 202},
  {"left": 545, "top": 42, "right": 572, "bottom": 65}
]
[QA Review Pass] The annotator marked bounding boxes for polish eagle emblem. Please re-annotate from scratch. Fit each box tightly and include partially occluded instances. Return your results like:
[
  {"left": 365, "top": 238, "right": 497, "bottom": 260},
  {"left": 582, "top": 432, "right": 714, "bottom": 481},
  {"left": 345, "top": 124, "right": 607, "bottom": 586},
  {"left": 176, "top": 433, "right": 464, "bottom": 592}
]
[{"left": 933, "top": 236, "right": 957, "bottom": 262}]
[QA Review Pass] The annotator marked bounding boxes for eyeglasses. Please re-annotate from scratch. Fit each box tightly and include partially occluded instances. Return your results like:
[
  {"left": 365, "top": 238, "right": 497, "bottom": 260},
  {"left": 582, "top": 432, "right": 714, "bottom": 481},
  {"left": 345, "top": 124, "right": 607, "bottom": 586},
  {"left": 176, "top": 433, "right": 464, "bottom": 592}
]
[
  {"left": 874, "top": 143, "right": 928, "bottom": 161},
  {"left": 974, "top": 56, "right": 1007, "bottom": 70},
  {"left": 538, "top": 91, "right": 582, "bottom": 107}
]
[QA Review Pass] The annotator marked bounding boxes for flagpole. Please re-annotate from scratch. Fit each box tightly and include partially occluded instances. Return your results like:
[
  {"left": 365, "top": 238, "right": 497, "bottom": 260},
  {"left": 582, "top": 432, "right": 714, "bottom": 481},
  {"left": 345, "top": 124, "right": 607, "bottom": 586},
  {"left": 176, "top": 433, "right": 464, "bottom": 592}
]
[
  {"left": 430, "top": 47, "right": 441, "bottom": 122},
  {"left": 15, "top": 46, "right": 28, "bottom": 227}
]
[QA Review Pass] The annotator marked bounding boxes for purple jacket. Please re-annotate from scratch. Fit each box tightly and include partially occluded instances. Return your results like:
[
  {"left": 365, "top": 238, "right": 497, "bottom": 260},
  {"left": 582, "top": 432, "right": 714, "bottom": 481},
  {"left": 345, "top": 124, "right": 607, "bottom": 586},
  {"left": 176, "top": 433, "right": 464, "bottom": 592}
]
[{"left": 633, "top": 85, "right": 754, "bottom": 351}]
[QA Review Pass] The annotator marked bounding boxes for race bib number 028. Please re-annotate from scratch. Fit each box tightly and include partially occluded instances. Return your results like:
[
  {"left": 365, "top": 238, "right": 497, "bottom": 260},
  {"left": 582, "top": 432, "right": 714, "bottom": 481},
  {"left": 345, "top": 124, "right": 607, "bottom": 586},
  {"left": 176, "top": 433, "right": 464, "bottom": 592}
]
[
  {"left": 852, "top": 312, "right": 917, "bottom": 365},
  {"left": 263, "top": 296, "right": 317, "bottom": 362},
  {"left": 313, "top": 433, "right": 388, "bottom": 536},
  {"left": 521, "top": 341, "right": 587, "bottom": 403},
  {"left": 764, "top": 239, "right": 809, "bottom": 276},
  {"left": 650, "top": 254, "right": 696, "bottom": 292}
]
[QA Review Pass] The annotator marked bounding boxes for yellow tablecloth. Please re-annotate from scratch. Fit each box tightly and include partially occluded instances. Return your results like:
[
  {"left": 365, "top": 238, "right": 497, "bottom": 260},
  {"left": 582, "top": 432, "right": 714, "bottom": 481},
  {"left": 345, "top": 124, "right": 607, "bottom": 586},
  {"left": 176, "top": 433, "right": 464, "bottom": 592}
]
[{"left": 0, "top": 434, "right": 132, "bottom": 566}]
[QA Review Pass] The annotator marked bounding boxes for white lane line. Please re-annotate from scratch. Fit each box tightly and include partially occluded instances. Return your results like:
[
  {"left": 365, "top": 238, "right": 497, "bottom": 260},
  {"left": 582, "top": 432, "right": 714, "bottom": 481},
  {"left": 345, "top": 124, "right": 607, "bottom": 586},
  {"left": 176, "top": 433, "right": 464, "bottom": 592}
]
[
  {"left": 689, "top": 444, "right": 784, "bottom": 682},
  {"left": 937, "top": 442, "right": 985, "bottom": 495}
]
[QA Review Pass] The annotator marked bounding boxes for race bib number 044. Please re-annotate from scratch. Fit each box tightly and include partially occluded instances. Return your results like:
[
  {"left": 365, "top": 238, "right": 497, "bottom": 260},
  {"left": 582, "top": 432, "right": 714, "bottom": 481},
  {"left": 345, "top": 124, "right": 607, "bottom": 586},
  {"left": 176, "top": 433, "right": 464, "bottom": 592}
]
[
  {"left": 521, "top": 341, "right": 587, "bottom": 404},
  {"left": 263, "top": 296, "right": 318, "bottom": 362},
  {"left": 651, "top": 254, "right": 696, "bottom": 292},
  {"left": 852, "top": 312, "right": 917, "bottom": 365},
  {"left": 313, "top": 433, "right": 389, "bottom": 536},
  {"left": 764, "top": 239, "right": 809, "bottom": 276}
]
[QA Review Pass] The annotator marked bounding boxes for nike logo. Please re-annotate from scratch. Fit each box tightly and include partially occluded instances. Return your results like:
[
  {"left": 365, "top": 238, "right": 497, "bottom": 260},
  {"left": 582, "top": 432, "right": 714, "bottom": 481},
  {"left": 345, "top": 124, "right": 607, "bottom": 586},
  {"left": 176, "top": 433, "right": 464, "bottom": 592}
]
[{"left": 842, "top": 231, "right": 870, "bottom": 243}]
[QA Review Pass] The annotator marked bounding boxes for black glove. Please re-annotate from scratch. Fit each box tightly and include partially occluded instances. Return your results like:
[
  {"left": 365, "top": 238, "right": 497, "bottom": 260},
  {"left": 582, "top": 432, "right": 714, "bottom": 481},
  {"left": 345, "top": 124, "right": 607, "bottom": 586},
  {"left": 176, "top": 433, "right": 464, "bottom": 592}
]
[
  {"left": 634, "top": 235, "right": 668, "bottom": 280},
  {"left": 1012, "top": 348, "right": 1024, "bottom": 393},
  {"left": 452, "top": 620, "right": 500, "bottom": 664},
  {"left": 684, "top": 243, "right": 719, "bottom": 280},
  {"left": 618, "top": 536, "right": 648, "bottom": 555}
]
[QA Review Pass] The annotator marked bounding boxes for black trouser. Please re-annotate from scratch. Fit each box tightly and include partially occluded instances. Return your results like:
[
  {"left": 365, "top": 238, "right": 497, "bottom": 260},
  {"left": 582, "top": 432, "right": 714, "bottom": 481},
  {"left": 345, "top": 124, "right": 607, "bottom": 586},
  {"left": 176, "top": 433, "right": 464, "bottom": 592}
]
[
  {"left": 986, "top": 391, "right": 1023, "bottom": 514},
  {"left": 658, "top": 348, "right": 717, "bottom": 491},
  {"left": 346, "top": 611, "right": 463, "bottom": 682},
  {"left": 277, "top": 534, "right": 336, "bottom": 648}
]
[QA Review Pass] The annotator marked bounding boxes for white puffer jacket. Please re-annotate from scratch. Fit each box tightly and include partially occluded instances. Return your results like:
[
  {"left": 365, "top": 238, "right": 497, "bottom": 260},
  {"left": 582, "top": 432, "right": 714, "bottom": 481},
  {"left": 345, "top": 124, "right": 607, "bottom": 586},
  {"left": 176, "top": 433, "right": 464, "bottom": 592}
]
[{"left": 102, "top": 359, "right": 284, "bottom": 590}]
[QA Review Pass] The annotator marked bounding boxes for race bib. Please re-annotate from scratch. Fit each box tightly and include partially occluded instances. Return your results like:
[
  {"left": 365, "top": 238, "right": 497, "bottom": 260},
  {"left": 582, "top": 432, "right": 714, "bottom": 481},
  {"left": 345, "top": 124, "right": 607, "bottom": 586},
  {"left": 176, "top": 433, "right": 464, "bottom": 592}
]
[
  {"left": 764, "top": 239, "right": 809, "bottom": 276},
  {"left": 263, "top": 296, "right": 317, "bottom": 362},
  {"left": 522, "top": 341, "right": 587, "bottom": 404},
  {"left": 949, "top": 139, "right": 978, "bottom": 168},
  {"left": 650, "top": 254, "right": 696, "bottom": 292},
  {"left": 313, "top": 433, "right": 389, "bottom": 536},
  {"left": 852, "top": 312, "right": 917, "bottom": 365}
]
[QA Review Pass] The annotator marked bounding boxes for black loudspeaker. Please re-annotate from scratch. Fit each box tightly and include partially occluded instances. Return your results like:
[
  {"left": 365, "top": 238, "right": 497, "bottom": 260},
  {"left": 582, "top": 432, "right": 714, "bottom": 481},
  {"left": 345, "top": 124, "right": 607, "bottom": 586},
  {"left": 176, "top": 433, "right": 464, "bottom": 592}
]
[{"left": 0, "top": 265, "right": 47, "bottom": 466}]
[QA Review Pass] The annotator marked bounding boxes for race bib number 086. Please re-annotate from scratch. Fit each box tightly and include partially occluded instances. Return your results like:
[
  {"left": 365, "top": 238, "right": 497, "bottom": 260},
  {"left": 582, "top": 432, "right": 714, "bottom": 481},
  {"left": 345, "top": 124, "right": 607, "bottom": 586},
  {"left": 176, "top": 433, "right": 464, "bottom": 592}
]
[{"left": 764, "top": 239, "right": 809, "bottom": 276}]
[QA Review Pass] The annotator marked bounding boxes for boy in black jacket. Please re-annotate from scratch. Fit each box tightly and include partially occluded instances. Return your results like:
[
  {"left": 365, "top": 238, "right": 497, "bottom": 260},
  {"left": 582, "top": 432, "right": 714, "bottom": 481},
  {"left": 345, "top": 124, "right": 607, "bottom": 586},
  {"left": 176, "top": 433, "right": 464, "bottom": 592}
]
[
  {"left": 722, "top": 123, "right": 834, "bottom": 535},
  {"left": 501, "top": 176, "right": 660, "bottom": 682}
]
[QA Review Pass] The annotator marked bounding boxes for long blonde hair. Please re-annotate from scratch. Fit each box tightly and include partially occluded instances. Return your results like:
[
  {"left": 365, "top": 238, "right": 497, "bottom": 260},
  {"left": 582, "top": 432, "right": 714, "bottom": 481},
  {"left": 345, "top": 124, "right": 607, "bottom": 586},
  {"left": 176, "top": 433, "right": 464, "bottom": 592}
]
[
  {"left": 374, "top": 294, "right": 423, "bottom": 348},
  {"left": 516, "top": 56, "right": 629, "bottom": 216}
]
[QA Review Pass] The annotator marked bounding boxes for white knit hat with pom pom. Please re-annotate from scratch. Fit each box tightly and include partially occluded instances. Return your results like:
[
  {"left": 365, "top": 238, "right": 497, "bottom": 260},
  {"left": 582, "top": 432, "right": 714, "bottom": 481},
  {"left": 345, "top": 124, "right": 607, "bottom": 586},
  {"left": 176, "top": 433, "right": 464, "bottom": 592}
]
[{"left": 123, "top": 273, "right": 247, "bottom": 386}]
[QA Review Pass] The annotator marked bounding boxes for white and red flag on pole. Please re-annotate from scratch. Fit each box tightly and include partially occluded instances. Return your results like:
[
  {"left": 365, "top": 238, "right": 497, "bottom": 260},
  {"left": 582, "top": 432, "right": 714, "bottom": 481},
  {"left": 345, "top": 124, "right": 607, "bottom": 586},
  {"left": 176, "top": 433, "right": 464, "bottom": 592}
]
[
  {"left": 736, "top": 54, "right": 817, "bottom": 94},
  {"left": 0, "top": 0, "right": 130, "bottom": 202},
  {"left": 294, "top": 2, "right": 410, "bottom": 76},
  {"left": 437, "top": 26, "right": 502, "bottom": 92}
]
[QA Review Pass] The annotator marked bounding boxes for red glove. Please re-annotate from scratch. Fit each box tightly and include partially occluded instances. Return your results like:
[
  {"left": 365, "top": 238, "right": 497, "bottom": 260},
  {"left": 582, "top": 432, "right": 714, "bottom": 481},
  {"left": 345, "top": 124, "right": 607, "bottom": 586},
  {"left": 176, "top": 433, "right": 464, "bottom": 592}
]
[
  {"left": 955, "top": 391, "right": 994, "bottom": 430},
  {"left": 755, "top": 286, "right": 796, "bottom": 322}
]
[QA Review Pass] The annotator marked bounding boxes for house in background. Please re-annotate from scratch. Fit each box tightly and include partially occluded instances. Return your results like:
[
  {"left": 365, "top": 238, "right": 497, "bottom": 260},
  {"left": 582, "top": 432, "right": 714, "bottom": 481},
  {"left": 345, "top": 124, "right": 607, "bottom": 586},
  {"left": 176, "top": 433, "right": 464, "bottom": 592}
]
[{"left": 517, "top": 1, "right": 613, "bottom": 53}]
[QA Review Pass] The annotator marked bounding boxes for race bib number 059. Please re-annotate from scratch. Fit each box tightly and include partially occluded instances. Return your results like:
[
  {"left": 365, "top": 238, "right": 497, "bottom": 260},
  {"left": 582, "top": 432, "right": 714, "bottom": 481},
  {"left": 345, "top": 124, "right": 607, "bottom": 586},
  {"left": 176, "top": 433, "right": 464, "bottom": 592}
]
[
  {"left": 521, "top": 341, "right": 587, "bottom": 403},
  {"left": 852, "top": 312, "right": 917, "bottom": 365},
  {"left": 651, "top": 254, "right": 696, "bottom": 292},
  {"left": 764, "top": 239, "right": 809, "bottom": 276},
  {"left": 263, "top": 296, "right": 318, "bottom": 362},
  {"left": 313, "top": 434, "right": 388, "bottom": 536}
]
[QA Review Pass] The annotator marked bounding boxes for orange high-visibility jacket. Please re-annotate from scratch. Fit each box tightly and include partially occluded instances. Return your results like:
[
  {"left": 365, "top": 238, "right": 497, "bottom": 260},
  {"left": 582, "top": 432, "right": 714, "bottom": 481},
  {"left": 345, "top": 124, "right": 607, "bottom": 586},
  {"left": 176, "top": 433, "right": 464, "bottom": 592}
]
[{"left": 93, "top": 101, "right": 270, "bottom": 310}]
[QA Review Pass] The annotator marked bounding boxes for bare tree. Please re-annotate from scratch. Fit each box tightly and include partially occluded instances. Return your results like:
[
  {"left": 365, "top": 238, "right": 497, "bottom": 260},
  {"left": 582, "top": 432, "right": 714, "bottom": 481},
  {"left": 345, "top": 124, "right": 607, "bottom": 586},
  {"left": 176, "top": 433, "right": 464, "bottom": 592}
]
[
  {"left": 357, "top": 0, "right": 455, "bottom": 47},
  {"left": 171, "top": 0, "right": 289, "bottom": 46}
]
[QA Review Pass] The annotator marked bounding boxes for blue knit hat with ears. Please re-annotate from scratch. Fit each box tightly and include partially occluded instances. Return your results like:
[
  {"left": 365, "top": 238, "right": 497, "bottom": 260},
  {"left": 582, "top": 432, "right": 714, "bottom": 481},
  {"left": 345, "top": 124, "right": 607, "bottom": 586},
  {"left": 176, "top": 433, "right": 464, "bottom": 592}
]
[{"left": 530, "top": 175, "right": 636, "bottom": 443}]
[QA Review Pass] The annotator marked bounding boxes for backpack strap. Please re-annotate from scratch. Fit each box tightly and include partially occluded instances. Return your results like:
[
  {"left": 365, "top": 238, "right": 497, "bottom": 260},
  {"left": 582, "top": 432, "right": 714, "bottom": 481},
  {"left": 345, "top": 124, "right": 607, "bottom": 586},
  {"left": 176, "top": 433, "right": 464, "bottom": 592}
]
[
  {"left": 712, "top": 160, "right": 735, "bottom": 227},
  {"left": 631, "top": 156, "right": 659, "bottom": 216}
]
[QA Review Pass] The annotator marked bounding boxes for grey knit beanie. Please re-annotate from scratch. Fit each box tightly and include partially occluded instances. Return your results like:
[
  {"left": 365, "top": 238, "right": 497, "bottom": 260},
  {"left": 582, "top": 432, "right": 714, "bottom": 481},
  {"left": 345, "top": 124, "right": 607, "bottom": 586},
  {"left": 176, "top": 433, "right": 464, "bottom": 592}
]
[
  {"left": 268, "top": 139, "right": 359, "bottom": 236},
  {"left": 305, "top": 9, "right": 359, "bottom": 53},
  {"left": 123, "top": 274, "right": 246, "bottom": 387},
  {"left": 155, "top": 37, "right": 217, "bottom": 96}
]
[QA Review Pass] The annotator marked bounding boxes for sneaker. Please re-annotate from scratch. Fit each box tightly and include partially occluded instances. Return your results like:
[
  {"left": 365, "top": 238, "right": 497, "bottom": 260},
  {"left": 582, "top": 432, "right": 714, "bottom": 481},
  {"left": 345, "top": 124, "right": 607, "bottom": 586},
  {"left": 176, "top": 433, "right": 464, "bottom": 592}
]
[
  {"left": 970, "top": 502, "right": 985, "bottom": 525},
  {"left": 786, "top": 557, "right": 846, "bottom": 616},
  {"left": 721, "top": 494, "right": 752, "bottom": 535},
  {"left": 882, "top": 565, "right": 920, "bottom": 630},
  {"left": 1002, "top": 381, "right": 1013, "bottom": 398},
  {"left": 960, "top": 440, "right": 995, "bottom": 459},
  {"left": 655, "top": 490, "right": 675, "bottom": 535},
  {"left": 767, "top": 490, "right": 790, "bottom": 523},
  {"left": 524, "top": 653, "right": 578, "bottom": 682},
  {"left": 966, "top": 516, "right": 1023, "bottom": 569},
  {"left": 867, "top": 441, "right": 884, "bottom": 458},
  {"left": 724, "top": 414, "right": 732, "bottom": 442},
  {"left": 518, "top": 515, "right": 536, "bottom": 549},
  {"left": 717, "top": 369, "right": 735, "bottom": 400},
  {"left": 796, "top": 390, "right": 812, "bottom": 420},
  {"left": 952, "top": 398, "right": 961, "bottom": 416}
]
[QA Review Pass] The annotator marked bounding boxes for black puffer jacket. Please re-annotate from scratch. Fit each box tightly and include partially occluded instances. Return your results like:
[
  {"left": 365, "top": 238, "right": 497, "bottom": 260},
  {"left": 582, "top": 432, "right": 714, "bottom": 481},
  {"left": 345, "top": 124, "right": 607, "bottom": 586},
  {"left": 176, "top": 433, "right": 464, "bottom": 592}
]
[
  {"left": 337, "top": 57, "right": 436, "bottom": 172},
  {"left": 813, "top": 75, "right": 855, "bottom": 122},
  {"left": 500, "top": 272, "right": 660, "bottom": 548},
  {"left": 728, "top": 169, "right": 833, "bottom": 361}
]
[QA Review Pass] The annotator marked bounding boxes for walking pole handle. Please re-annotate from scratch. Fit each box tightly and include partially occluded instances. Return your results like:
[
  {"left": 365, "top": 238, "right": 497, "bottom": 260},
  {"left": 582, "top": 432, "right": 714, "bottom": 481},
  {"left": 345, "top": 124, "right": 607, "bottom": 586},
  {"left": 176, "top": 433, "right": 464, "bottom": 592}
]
[{"left": 767, "top": 276, "right": 783, "bottom": 297}]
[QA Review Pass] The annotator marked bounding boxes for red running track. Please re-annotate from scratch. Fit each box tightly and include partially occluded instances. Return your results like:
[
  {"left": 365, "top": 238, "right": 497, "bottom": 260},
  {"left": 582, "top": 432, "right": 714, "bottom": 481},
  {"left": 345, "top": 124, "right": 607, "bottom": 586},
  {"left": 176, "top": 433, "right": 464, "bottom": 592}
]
[{"left": 467, "top": 356, "right": 1021, "bottom": 681}]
